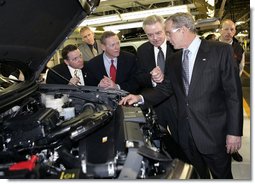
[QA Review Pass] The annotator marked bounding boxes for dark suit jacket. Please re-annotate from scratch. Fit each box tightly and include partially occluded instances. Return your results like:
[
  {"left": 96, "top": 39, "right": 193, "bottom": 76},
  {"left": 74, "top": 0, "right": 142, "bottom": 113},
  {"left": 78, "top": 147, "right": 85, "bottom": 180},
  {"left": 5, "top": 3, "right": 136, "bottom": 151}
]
[
  {"left": 85, "top": 51, "right": 139, "bottom": 93},
  {"left": 136, "top": 41, "right": 178, "bottom": 137},
  {"left": 46, "top": 63, "right": 87, "bottom": 85},
  {"left": 142, "top": 40, "right": 243, "bottom": 154},
  {"left": 136, "top": 41, "right": 175, "bottom": 88}
]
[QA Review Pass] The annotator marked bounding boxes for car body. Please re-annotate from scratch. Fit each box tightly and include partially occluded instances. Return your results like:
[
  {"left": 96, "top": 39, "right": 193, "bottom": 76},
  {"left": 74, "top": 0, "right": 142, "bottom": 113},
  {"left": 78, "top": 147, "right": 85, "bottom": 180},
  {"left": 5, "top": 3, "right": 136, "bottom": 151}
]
[
  {"left": 120, "top": 40, "right": 147, "bottom": 55},
  {"left": 0, "top": 0, "right": 197, "bottom": 179}
]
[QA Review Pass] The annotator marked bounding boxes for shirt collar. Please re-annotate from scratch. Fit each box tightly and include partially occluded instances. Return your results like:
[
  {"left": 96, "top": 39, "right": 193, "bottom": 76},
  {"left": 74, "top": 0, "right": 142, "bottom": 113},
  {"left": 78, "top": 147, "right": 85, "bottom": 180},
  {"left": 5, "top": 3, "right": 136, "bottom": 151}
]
[
  {"left": 186, "top": 36, "right": 201, "bottom": 54},
  {"left": 154, "top": 39, "right": 167, "bottom": 51},
  {"left": 103, "top": 53, "right": 117, "bottom": 64}
]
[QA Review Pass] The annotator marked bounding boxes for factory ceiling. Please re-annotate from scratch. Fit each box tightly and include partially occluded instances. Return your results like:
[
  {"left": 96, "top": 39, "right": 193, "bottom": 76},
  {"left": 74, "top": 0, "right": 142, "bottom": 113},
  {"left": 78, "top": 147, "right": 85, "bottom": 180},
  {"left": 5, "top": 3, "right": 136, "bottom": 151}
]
[{"left": 80, "top": 0, "right": 250, "bottom": 35}]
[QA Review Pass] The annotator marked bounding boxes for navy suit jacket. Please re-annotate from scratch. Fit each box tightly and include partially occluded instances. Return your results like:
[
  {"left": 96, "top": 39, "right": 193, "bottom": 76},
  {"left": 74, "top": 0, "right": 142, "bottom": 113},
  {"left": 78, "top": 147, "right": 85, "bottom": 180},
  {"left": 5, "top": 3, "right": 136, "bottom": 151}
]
[
  {"left": 46, "top": 63, "right": 87, "bottom": 85},
  {"left": 85, "top": 51, "right": 139, "bottom": 93},
  {"left": 142, "top": 40, "right": 243, "bottom": 154}
]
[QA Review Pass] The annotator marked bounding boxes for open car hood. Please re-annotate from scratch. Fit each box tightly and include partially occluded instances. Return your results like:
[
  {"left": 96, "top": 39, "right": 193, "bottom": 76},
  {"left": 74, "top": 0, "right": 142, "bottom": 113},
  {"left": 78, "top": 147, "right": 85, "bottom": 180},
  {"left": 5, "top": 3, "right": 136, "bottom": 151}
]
[
  {"left": 0, "top": 0, "right": 92, "bottom": 79},
  {"left": 0, "top": 0, "right": 100, "bottom": 111}
]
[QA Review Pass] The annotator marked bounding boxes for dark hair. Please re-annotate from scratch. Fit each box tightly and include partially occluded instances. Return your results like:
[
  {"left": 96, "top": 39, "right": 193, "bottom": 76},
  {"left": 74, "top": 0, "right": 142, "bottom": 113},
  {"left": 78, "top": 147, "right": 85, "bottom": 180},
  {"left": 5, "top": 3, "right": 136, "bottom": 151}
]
[
  {"left": 100, "top": 31, "right": 117, "bottom": 45},
  {"left": 62, "top": 44, "right": 78, "bottom": 60}
]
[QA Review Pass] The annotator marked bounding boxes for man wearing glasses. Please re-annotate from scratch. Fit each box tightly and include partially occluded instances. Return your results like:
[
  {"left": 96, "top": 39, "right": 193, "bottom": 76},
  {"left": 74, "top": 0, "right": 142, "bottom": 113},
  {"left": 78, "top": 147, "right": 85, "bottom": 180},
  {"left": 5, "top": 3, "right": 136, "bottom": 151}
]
[
  {"left": 46, "top": 44, "right": 86, "bottom": 85},
  {"left": 119, "top": 12, "right": 243, "bottom": 179}
]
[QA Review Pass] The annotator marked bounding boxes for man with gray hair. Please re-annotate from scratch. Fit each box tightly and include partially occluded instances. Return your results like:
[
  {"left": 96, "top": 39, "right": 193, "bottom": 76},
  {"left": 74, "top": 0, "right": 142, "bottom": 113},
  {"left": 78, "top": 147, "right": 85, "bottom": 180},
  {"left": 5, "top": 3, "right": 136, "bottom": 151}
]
[
  {"left": 119, "top": 12, "right": 243, "bottom": 179},
  {"left": 79, "top": 26, "right": 103, "bottom": 62},
  {"left": 135, "top": 15, "right": 178, "bottom": 142}
]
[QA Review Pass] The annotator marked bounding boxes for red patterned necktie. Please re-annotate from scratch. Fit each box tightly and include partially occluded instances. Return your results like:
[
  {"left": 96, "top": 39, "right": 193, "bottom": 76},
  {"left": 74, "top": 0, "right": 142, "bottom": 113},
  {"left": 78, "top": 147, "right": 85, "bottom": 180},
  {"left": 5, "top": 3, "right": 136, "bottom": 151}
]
[{"left": 110, "top": 59, "right": 116, "bottom": 82}]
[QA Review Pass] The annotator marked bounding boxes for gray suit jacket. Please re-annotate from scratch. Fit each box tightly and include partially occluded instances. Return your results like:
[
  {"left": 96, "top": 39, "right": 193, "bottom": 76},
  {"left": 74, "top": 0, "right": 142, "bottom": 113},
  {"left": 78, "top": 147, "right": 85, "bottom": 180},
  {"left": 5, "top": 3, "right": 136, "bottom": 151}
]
[
  {"left": 142, "top": 40, "right": 243, "bottom": 154},
  {"left": 78, "top": 40, "right": 103, "bottom": 62}
]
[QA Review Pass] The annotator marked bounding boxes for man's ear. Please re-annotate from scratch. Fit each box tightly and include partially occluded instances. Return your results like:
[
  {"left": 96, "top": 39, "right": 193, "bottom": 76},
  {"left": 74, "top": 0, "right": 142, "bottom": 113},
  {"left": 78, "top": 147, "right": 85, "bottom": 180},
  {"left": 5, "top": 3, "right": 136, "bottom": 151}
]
[
  {"left": 64, "top": 60, "right": 69, "bottom": 66},
  {"left": 100, "top": 43, "right": 106, "bottom": 51}
]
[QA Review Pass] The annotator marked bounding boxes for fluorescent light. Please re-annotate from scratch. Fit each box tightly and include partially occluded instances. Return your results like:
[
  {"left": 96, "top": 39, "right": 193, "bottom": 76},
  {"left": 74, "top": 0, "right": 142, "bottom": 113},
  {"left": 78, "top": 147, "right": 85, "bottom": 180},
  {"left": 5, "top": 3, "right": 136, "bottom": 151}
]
[
  {"left": 121, "top": 5, "right": 190, "bottom": 21},
  {"left": 79, "top": 4, "right": 191, "bottom": 27},
  {"left": 235, "top": 21, "right": 246, "bottom": 26},
  {"left": 79, "top": 14, "right": 121, "bottom": 26},
  {"left": 104, "top": 22, "right": 143, "bottom": 31}
]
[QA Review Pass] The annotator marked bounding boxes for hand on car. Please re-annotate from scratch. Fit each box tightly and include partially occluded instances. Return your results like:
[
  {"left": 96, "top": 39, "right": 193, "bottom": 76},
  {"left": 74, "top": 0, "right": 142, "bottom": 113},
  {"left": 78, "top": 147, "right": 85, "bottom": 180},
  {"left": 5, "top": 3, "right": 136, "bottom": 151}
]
[
  {"left": 119, "top": 94, "right": 141, "bottom": 106},
  {"left": 150, "top": 66, "right": 164, "bottom": 83}
]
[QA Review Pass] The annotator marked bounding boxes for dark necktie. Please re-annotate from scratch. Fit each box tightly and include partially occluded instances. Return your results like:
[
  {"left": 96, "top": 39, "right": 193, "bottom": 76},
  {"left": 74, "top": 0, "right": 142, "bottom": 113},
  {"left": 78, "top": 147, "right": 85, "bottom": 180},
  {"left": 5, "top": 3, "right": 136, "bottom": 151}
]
[
  {"left": 110, "top": 60, "right": 116, "bottom": 82},
  {"left": 92, "top": 47, "right": 98, "bottom": 56},
  {"left": 157, "top": 47, "right": 165, "bottom": 72},
  {"left": 182, "top": 49, "right": 190, "bottom": 96}
]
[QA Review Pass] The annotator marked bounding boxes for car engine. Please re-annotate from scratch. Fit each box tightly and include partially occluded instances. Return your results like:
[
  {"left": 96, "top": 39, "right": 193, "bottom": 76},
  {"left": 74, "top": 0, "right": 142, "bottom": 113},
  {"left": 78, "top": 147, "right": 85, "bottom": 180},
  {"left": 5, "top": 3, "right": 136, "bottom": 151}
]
[{"left": 0, "top": 83, "right": 198, "bottom": 179}]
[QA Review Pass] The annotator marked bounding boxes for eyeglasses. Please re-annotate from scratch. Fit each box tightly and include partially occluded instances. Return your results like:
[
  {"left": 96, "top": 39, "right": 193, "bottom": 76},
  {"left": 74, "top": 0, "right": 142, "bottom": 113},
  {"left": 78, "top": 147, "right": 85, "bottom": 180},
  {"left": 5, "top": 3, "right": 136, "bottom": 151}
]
[{"left": 166, "top": 28, "right": 181, "bottom": 36}]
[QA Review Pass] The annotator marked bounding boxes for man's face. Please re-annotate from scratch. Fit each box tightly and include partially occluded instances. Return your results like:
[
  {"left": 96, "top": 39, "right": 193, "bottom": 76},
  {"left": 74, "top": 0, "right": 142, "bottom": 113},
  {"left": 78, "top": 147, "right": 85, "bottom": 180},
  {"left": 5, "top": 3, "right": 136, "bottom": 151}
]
[
  {"left": 102, "top": 35, "right": 120, "bottom": 59},
  {"left": 165, "top": 20, "right": 183, "bottom": 49},
  {"left": 220, "top": 20, "right": 236, "bottom": 42},
  {"left": 65, "top": 49, "right": 84, "bottom": 69},
  {"left": 80, "top": 29, "right": 95, "bottom": 45},
  {"left": 144, "top": 22, "right": 166, "bottom": 47}
]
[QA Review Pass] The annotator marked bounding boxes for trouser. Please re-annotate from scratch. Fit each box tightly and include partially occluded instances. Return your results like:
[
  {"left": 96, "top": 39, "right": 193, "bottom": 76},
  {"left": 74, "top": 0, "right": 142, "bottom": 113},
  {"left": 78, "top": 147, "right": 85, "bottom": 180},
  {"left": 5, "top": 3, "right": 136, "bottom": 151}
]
[{"left": 182, "top": 129, "right": 233, "bottom": 179}]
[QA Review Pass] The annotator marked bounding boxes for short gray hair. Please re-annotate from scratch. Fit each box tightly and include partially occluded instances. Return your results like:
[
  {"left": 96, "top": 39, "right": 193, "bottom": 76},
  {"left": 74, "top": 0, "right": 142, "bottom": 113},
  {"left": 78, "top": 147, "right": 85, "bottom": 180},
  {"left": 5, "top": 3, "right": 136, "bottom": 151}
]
[
  {"left": 165, "top": 12, "right": 196, "bottom": 33},
  {"left": 100, "top": 31, "right": 117, "bottom": 44},
  {"left": 142, "top": 15, "right": 165, "bottom": 30}
]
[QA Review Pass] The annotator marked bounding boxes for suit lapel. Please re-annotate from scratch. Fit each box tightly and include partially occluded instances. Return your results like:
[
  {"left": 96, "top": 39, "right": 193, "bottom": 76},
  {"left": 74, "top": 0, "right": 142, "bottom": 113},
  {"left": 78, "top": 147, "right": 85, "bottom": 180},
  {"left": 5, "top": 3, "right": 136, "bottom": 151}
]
[
  {"left": 96, "top": 40, "right": 103, "bottom": 54},
  {"left": 115, "top": 52, "right": 124, "bottom": 82},
  {"left": 148, "top": 44, "right": 156, "bottom": 69},
  {"left": 84, "top": 44, "right": 94, "bottom": 59},
  {"left": 188, "top": 41, "right": 209, "bottom": 95},
  {"left": 172, "top": 51, "right": 185, "bottom": 95}
]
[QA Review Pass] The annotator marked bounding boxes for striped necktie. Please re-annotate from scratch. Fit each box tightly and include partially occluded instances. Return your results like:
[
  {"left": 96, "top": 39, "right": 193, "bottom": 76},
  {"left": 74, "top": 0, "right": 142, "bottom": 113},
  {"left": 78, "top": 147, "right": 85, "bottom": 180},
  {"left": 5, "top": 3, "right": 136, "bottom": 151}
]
[{"left": 182, "top": 49, "right": 190, "bottom": 96}]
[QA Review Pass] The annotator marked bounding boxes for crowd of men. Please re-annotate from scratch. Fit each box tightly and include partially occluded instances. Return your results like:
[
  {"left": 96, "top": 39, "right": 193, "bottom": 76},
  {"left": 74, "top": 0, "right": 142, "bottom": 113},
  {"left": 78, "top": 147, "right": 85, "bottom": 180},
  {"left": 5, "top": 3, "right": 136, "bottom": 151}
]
[{"left": 45, "top": 13, "right": 244, "bottom": 179}]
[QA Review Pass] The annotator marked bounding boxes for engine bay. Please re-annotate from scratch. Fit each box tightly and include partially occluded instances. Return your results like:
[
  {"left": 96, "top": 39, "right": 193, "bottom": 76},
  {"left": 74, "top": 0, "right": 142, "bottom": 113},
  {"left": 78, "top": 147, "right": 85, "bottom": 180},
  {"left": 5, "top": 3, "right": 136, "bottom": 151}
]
[{"left": 0, "top": 84, "right": 198, "bottom": 179}]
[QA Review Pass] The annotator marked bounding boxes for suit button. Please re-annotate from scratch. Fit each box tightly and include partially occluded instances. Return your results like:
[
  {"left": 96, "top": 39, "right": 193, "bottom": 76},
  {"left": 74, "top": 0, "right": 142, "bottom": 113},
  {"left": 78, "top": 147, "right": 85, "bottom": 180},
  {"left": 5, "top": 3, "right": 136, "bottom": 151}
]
[{"left": 186, "top": 103, "right": 189, "bottom": 106}]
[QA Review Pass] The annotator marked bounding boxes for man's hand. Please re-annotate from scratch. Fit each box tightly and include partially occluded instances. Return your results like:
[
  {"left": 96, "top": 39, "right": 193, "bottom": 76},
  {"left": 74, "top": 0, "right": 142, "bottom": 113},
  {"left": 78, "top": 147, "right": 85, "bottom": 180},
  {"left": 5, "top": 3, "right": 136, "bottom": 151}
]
[
  {"left": 119, "top": 94, "right": 141, "bottom": 106},
  {"left": 69, "top": 76, "right": 81, "bottom": 85},
  {"left": 150, "top": 66, "right": 164, "bottom": 83},
  {"left": 226, "top": 135, "right": 242, "bottom": 154},
  {"left": 98, "top": 75, "right": 117, "bottom": 89}
]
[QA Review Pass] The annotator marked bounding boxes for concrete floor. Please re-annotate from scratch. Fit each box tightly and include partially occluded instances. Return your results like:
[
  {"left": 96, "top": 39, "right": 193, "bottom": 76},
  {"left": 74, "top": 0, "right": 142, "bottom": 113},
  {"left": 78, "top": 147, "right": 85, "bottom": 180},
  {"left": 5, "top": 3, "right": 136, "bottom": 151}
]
[{"left": 232, "top": 109, "right": 251, "bottom": 179}]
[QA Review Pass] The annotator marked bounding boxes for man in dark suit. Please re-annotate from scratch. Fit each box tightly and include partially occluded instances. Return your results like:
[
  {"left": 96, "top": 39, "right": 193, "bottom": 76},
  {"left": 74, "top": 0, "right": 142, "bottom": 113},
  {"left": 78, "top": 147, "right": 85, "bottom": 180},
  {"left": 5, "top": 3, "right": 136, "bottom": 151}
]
[
  {"left": 219, "top": 19, "right": 245, "bottom": 162},
  {"left": 78, "top": 26, "right": 103, "bottom": 62},
  {"left": 85, "top": 31, "right": 139, "bottom": 94},
  {"left": 119, "top": 12, "right": 243, "bottom": 179},
  {"left": 46, "top": 44, "right": 86, "bottom": 85},
  {"left": 136, "top": 15, "right": 178, "bottom": 140}
]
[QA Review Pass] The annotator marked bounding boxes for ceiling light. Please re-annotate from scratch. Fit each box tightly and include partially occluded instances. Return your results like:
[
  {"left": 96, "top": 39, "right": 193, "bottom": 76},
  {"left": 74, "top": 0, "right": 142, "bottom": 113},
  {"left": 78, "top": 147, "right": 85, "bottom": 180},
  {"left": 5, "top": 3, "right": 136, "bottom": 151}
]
[
  {"left": 79, "top": 4, "right": 192, "bottom": 27},
  {"left": 121, "top": 5, "right": 190, "bottom": 21},
  {"left": 235, "top": 21, "right": 246, "bottom": 26},
  {"left": 79, "top": 14, "right": 121, "bottom": 27},
  {"left": 104, "top": 22, "right": 143, "bottom": 31}
]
